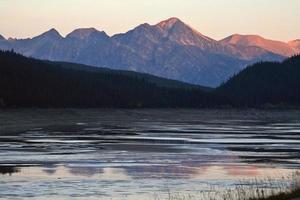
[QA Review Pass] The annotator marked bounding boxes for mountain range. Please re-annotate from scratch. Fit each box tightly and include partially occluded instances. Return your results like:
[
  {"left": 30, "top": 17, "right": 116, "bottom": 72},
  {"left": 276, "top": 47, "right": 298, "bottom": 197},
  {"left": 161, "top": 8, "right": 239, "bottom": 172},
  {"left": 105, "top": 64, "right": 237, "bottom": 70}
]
[{"left": 0, "top": 17, "right": 299, "bottom": 87}]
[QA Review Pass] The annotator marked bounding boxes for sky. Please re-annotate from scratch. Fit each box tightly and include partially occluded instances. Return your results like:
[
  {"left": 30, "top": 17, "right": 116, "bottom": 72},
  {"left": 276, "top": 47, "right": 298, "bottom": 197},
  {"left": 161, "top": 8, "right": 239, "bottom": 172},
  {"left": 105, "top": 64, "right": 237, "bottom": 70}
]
[{"left": 0, "top": 0, "right": 299, "bottom": 42}]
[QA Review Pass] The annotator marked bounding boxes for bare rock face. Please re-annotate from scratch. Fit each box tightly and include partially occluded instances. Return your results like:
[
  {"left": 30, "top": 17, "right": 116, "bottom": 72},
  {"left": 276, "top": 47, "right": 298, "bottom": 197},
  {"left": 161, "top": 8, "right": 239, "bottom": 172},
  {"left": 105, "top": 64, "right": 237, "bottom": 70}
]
[{"left": 0, "top": 18, "right": 287, "bottom": 87}]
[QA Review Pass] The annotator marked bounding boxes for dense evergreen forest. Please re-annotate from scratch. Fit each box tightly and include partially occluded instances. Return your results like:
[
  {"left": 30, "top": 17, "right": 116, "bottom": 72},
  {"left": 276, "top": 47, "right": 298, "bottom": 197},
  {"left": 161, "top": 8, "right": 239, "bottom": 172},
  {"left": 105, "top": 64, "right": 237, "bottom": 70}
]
[
  {"left": 217, "top": 55, "right": 300, "bottom": 107},
  {"left": 0, "top": 50, "right": 299, "bottom": 108},
  {"left": 0, "top": 51, "right": 215, "bottom": 108}
]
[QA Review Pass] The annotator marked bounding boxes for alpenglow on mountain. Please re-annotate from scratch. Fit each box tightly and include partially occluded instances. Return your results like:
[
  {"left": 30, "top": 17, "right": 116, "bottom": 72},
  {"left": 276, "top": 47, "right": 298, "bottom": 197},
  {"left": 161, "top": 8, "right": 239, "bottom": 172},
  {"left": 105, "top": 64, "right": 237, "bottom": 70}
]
[{"left": 0, "top": 18, "right": 298, "bottom": 87}]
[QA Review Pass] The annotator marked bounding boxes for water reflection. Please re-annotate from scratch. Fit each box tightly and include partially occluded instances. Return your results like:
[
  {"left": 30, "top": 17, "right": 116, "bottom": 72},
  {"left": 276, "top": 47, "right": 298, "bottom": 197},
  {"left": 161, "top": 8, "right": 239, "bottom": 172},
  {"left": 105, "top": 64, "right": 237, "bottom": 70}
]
[
  {"left": 4, "top": 163, "right": 293, "bottom": 181},
  {"left": 0, "top": 166, "right": 20, "bottom": 176},
  {"left": 0, "top": 109, "right": 300, "bottom": 199},
  {"left": 42, "top": 164, "right": 57, "bottom": 175},
  {"left": 68, "top": 166, "right": 104, "bottom": 177}
]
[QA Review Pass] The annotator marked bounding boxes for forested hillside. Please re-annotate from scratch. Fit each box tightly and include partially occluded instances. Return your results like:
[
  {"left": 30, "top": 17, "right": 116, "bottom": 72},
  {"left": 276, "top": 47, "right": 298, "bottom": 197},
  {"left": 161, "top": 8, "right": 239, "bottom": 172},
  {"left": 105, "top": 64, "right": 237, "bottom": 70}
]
[
  {"left": 0, "top": 50, "right": 299, "bottom": 108},
  {"left": 0, "top": 51, "right": 214, "bottom": 108},
  {"left": 217, "top": 55, "right": 300, "bottom": 107}
]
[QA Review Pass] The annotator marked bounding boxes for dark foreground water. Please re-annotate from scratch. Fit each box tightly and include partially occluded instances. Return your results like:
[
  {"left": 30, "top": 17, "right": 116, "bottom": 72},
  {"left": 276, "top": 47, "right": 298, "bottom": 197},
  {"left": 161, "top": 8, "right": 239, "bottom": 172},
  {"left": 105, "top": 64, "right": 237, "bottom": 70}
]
[{"left": 0, "top": 109, "right": 300, "bottom": 200}]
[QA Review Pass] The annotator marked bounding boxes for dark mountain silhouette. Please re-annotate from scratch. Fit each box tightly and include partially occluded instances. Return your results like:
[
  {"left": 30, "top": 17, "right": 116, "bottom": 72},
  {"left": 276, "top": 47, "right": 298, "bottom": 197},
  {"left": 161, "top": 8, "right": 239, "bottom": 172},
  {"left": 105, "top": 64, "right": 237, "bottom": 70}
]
[
  {"left": 216, "top": 55, "right": 300, "bottom": 107},
  {"left": 0, "top": 50, "right": 299, "bottom": 108},
  {"left": 0, "top": 50, "right": 215, "bottom": 108},
  {"left": 0, "top": 18, "right": 285, "bottom": 87},
  {"left": 53, "top": 61, "right": 211, "bottom": 91}
]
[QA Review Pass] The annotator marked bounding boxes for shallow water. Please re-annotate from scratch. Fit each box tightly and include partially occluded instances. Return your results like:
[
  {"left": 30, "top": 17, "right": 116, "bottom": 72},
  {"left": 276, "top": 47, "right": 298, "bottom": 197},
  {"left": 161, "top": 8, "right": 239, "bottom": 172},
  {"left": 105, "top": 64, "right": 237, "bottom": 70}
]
[{"left": 0, "top": 109, "right": 300, "bottom": 200}]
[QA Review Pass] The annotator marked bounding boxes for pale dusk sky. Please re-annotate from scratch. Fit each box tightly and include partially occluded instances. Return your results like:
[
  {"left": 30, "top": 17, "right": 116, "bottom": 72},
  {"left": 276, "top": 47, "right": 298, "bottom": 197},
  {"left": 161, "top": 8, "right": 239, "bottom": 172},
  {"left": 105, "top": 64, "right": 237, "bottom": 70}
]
[{"left": 0, "top": 0, "right": 299, "bottom": 41}]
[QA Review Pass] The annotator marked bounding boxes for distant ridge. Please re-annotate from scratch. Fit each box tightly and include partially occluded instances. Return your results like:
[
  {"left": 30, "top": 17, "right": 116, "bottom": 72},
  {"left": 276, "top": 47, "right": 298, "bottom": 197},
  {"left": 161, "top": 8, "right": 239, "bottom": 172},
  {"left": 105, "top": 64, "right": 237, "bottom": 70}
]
[
  {"left": 34, "top": 28, "right": 63, "bottom": 39},
  {"left": 66, "top": 28, "right": 109, "bottom": 40},
  {"left": 220, "top": 34, "right": 298, "bottom": 57},
  {"left": 289, "top": 39, "right": 300, "bottom": 52}
]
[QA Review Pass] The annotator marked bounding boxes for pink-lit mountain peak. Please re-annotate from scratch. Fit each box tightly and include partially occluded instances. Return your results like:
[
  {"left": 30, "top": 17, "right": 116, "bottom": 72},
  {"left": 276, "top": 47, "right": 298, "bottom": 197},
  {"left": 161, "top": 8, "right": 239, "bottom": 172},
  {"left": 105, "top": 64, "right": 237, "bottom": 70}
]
[
  {"left": 156, "top": 17, "right": 182, "bottom": 29},
  {"left": 288, "top": 39, "right": 300, "bottom": 50},
  {"left": 156, "top": 17, "right": 206, "bottom": 36},
  {"left": 221, "top": 34, "right": 297, "bottom": 56},
  {"left": 222, "top": 34, "right": 272, "bottom": 46},
  {"left": 154, "top": 17, "right": 215, "bottom": 45}
]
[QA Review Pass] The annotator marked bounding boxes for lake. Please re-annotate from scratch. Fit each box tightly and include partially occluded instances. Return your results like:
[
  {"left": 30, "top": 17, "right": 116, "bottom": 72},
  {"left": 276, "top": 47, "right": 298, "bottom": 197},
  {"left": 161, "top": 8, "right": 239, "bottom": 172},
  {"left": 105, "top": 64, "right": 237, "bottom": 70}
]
[{"left": 0, "top": 109, "right": 300, "bottom": 200}]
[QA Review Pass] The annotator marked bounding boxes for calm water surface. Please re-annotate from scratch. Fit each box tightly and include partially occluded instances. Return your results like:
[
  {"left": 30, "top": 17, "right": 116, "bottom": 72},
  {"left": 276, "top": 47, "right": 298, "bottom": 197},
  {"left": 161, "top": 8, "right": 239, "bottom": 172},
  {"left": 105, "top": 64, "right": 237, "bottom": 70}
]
[{"left": 0, "top": 109, "right": 300, "bottom": 200}]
